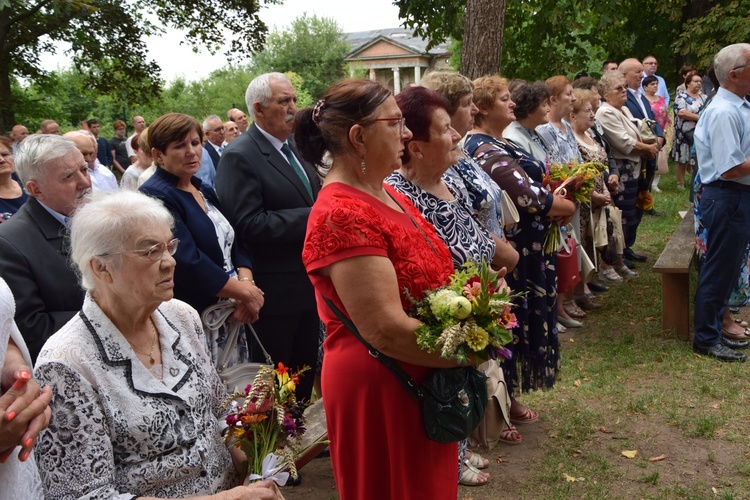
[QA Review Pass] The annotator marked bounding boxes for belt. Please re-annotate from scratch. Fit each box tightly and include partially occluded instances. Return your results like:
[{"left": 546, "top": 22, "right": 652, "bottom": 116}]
[{"left": 707, "top": 180, "right": 750, "bottom": 194}]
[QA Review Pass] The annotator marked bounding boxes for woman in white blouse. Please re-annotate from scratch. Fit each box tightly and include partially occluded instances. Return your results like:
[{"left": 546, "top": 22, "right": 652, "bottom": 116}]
[{"left": 34, "top": 190, "right": 275, "bottom": 499}]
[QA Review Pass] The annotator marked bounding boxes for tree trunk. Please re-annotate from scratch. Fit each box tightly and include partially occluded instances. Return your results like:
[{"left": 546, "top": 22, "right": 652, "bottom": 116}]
[
  {"left": 460, "top": 0, "right": 506, "bottom": 79},
  {"left": 0, "top": 57, "right": 14, "bottom": 135}
]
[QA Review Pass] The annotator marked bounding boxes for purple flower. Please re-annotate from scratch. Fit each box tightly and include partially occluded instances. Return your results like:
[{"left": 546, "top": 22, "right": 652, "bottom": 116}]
[{"left": 495, "top": 346, "right": 513, "bottom": 360}]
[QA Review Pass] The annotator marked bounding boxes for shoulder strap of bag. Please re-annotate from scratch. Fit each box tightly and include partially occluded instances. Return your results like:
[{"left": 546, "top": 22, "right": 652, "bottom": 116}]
[
  {"left": 322, "top": 296, "right": 423, "bottom": 402},
  {"left": 201, "top": 301, "right": 274, "bottom": 371}
]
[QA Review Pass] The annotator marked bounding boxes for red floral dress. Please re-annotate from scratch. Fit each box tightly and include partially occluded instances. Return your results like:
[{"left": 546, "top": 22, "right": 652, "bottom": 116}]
[{"left": 303, "top": 182, "right": 456, "bottom": 500}]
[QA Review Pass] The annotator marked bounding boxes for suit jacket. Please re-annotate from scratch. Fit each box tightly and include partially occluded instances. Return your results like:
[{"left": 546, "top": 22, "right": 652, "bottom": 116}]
[
  {"left": 139, "top": 167, "right": 252, "bottom": 313},
  {"left": 625, "top": 90, "right": 664, "bottom": 138},
  {"left": 205, "top": 142, "right": 221, "bottom": 170},
  {"left": 215, "top": 123, "right": 321, "bottom": 314},
  {"left": 0, "top": 197, "right": 84, "bottom": 360}
]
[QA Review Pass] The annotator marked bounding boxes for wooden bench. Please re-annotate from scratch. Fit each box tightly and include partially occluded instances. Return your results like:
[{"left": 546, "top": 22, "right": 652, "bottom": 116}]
[{"left": 653, "top": 209, "right": 696, "bottom": 340}]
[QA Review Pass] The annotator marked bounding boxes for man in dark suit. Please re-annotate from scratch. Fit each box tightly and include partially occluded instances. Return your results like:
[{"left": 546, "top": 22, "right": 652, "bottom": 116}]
[
  {"left": 216, "top": 73, "right": 321, "bottom": 400},
  {"left": 202, "top": 114, "right": 225, "bottom": 170},
  {"left": 622, "top": 58, "right": 666, "bottom": 218},
  {"left": 0, "top": 134, "right": 91, "bottom": 361}
]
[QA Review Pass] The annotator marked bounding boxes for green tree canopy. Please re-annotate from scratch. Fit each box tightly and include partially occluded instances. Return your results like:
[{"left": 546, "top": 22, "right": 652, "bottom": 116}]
[
  {"left": 251, "top": 13, "right": 349, "bottom": 99},
  {"left": 0, "top": 0, "right": 280, "bottom": 133}
]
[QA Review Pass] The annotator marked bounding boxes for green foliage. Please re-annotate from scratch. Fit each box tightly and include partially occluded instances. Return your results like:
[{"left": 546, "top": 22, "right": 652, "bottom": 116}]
[
  {"left": 394, "top": 0, "right": 464, "bottom": 50},
  {"left": 252, "top": 13, "right": 349, "bottom": 99},
  {"left": 0, "top": 0, "right": 278, "bottom": 132}
]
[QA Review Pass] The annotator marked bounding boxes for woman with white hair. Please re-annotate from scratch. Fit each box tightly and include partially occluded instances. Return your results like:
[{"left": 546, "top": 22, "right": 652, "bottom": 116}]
[{"left": 33, "top": 190, "right": 276, "bottom": 499}]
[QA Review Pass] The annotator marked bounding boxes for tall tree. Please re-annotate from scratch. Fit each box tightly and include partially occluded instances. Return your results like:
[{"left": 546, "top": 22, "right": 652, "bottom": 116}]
[
  {"left": 251, "top": 13, "right": 349, "bottom": 99},
  {"left": 461, "top": 0, "right": 505, "bottom": 78},
  {"left": 0, "top": 0, "right": 279, "bottom": 133}
]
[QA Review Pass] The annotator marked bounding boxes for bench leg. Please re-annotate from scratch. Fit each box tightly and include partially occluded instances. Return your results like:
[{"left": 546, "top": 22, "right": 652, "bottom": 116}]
[{"left": 662, "top": 273, "right": 690, "bottom": 340}]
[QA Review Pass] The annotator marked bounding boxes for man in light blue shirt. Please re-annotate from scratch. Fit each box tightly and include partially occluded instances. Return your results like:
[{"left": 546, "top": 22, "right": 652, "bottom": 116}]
[
  {"left": 693, "top": 43, "right": 750, "bottom": 362},
  {"left": 642, "top": 55, "right": 669, "bottom": 106}
]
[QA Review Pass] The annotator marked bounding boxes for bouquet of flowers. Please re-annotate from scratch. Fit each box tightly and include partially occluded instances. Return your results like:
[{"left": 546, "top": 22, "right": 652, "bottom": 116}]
[
  {"left": 407, "top": 259, "right": 519, "bottom": 364},
  {"left": 542, "top": 160, "right": 607, "bottom": 252},
  {"left": 221, "top": 363, "right": 314, "bottom": 487}
]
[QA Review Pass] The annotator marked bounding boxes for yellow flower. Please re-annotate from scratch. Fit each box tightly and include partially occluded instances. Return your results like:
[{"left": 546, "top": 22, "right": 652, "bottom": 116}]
[{"left": 465, "top": 324, "right": 489, "bottom": 351}]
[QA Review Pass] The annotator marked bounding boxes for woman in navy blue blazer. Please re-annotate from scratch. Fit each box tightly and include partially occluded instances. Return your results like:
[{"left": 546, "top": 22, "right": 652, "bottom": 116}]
[{"left": 140, "top": 113, "right": 264, "bottom": 368}]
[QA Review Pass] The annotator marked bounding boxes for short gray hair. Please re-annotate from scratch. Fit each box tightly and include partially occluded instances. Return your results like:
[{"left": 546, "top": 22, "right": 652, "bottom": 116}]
[
  {"left": 245, "top": 72, "right": 290, "bottom": 120},
  {"left": 14, "top": 134, "right": 79, "bottom": 185},
  {"left": 599, "top": 70, "right": 626, "bottom": 98},
  {"left": 713, "top": 43, "right": 750, "bottom": 86},
  {"left": 202, "top": 115, "right": 222, "bottom": 132},
  {"left": 70, "top": 190, "right": 174, "bottom": 291}
]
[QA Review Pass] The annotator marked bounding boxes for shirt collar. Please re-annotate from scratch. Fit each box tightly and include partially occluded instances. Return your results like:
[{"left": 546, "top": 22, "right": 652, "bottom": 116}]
[
  {"left": 255, "top": 124, "right": 286, "bottom": 152},
  {"left": 717, "top": 87, "right": 750, "bottom": 108},
  {"left": 37, "top": 200, "right": 71, "bottom": 227}
]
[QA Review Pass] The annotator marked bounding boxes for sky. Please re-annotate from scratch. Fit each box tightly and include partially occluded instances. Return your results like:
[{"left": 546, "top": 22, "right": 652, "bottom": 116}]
[{"left": 40, "top": 0, "right": 404, "bottom": 83}]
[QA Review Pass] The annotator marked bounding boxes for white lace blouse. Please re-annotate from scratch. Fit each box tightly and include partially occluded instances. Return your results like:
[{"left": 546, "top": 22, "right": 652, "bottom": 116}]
[{"left": 34, "top": 296, "right": 238, "bottom": 499}]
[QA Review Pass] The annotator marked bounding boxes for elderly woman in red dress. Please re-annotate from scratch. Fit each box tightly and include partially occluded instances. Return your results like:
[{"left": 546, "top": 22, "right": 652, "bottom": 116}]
[{"left": 297, "top": 80, "right": 460, "bottom": 499}]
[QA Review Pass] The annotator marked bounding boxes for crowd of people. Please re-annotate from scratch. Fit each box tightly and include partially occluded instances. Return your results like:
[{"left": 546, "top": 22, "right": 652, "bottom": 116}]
[{"left": 0, "top": 42, "right": 748, "bottom": 499}]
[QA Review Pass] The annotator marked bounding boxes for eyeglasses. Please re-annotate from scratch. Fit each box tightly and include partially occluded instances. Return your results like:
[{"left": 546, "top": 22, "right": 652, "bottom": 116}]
[
  {"left": 732, "top": 64, "right": 747, "bottom": 72},
  {"left": 613, "top": 85, "right": 626, "bottom": 92},
  {"left": 643, "top": 61, "right": 657, "bottom": 65},
  {"left": 361, "top": 116, "right": 406, "bottom": 135},
  {"left": 100, "top": 238, "right": 180, "bottom": 262}
]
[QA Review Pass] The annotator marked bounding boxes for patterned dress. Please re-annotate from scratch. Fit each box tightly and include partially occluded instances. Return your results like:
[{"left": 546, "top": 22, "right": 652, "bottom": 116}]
[
  {"left": 303, "top": 182, "right": 456, "bottom": 500},
  {"left": 576, "top": 133, "right": 609, "bottom": 264},
  {"left": 34, "top": 297, "right": 238, "bottom": 499},
  {"left": 672, "top": 91, "right": 707, "bottom": 163},
  {"left": 464, "top": 133, "right": 559, "bottom": 394}
]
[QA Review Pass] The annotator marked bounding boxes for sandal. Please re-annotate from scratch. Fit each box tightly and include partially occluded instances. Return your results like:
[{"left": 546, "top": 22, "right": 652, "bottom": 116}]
[
  {"left": 599, "top": 268, "right": 623, "bottom": 283},
  {"left": 722, "top": 328, "right": 750, "bottom": 341},
  {"left": 460, "top": 460, "right": 489, "bottom": 486},
  {"left": 498, "top": 424, "right": 523, "bottom": 445},
  {"left": 510, "top": 407, "right": 539, "bottom": 425},
  {"left": 575, "top": 296, "right": 601, "bottom": 311},
  {"left": 465, "top": 451, "right": 489, "bottom": 470},
  {"left": 734, "top": 318, "right": 749, "bottom": 328},
  {"left": 563, "top": 300, "right": 587, "bottom": 318}
]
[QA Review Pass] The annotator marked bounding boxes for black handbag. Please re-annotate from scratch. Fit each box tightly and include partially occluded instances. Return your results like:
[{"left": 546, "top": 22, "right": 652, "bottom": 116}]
[{"left": 324, "top": 297, "right": 488, "bottom": 444}]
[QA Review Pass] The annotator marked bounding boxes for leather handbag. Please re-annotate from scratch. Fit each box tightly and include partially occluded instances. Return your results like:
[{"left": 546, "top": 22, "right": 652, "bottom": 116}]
[
  {"left": 468, "top": 360, "right": 512, "bottom": 452},
  {"left": 500, "top": 190, "right": 520, "bottom": 228},
  {"left": 201, "top": 302, "right": 274, "bottom": 393},
  {"left": 556, "top": 235, "right": 581, "bottom": 293},
  {"left": 638, "top": 118, "right": 658, "bottom": 144},
  {"left": 324, "top": 297, "right": 488, "bottom": 444}
]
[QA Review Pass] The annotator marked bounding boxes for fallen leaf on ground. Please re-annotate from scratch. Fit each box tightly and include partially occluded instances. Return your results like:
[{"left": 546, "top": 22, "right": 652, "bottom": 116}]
[
  {"left": 574, "top": 380, "right": 581, "bottom": 387},
  {"left": 563, "top": 473, "right": 585, "bottom": 482},
  {"left": 646, "top": 316, "right": 656, "bottom": 321},
  {"left": 494, "top": 457, "right": 509, "bottom": 463},
  {"left": 648, "top": 454, "right": 666, "bottom": 462},
  {"left": 599, "top": 426, "right": 612, "bottom": 433},
  {"left": 569, "top": 338, "right": 575, "bottom": 343},
  {"left": 621, "top": 450, "right": 638, "bottom": 459},
  {"left": 709, "top": 402, "right": 720, "bottom": 409},
  {"left": 583, "top": 377, "right": 591, "bottom": 381},
  {"left": 634, "top": 290, "right": 645, "bottom": 295}
]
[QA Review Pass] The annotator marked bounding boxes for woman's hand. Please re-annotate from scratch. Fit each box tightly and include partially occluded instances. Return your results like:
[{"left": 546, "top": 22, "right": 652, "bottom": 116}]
[
  {"left": 234, "top": 282, "right": 264, "bottom": 323},
  {"left": 219, "top": 480, "right": 278, "bottom": 499},
  {"left": 0, "top": 371, "right": 52, "bottom": 462},
  {"left": 607, "top": 174, "right": 619, "bottom": 191},
  {"left": 591, "top": 190, "right": 610, "bottom": 207}
]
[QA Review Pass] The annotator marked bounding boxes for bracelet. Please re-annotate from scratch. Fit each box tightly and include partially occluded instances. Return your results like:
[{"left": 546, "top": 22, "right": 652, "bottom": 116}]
[{"left": 239, "top": 277, "right": 255, "bottom": 285}]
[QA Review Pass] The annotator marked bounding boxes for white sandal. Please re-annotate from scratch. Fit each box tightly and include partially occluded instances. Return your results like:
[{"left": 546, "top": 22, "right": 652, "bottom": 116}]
[
  {"left": 465, "top": 451, "right": 489, "bottom": 469},
  {"left": 460, "top": 460, "right": 489, "bottom": 486}
]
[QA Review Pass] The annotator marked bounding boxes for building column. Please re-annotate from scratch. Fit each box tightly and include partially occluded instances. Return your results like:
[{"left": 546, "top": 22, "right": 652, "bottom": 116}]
[
  {"left": 414, "top": 65, "right": 422, "bottom": 84},
  {"left": 392, "top": 67, "right": 401, "bottom": 94},
  {"left": 369, "top": 68, "right": 376, "bottom": 81}
]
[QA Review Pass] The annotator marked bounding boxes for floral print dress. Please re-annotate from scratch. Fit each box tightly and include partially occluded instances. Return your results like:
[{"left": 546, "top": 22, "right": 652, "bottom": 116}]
[
  {"left": 672, "top": 91, "right": 707, "bottom": 163},
  {"left": 464, "top": 133, "right": 559, "bottom": 394}
]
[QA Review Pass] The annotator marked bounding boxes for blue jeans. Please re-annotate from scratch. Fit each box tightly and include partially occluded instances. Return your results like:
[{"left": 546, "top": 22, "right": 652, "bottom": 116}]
[{"left": 693, "top": 186, "right": 750, "bottom": 348}]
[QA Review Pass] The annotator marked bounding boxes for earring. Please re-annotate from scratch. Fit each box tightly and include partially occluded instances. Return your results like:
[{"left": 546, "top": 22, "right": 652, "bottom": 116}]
[
  {"left": 360, "top": 159, "right": 366, "bottom": 174},
  {"left": 417, "top": 153, "right": 423, "bottom": 159}
]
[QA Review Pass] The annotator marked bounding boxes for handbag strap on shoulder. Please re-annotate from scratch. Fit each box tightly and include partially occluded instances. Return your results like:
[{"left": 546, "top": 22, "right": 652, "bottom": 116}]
[{"left": 322, "top": 296, "right": 423, "bottom": 401}]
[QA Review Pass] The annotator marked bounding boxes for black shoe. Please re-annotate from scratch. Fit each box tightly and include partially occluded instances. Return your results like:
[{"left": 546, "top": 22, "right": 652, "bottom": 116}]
[
  {"left": 587, "top": 282, "right": 609, "bottom": 292},
  {"left": 721, "top": 337, "right": 750, "bottom": 350},
  {"left": 646, "top": 209, "right": 663, "bottom": 217},
  {"left": 624, "top": 250, "right": 647, "bottom": 262},
  {"left": 286, "top": 472, "right": 302, "bottom": 486},
  {"left": 693, "top": 343, "right": 748, "bottom": 362},
  {"left": 623, "top": 259, "right": 636, "bottom": 270}
]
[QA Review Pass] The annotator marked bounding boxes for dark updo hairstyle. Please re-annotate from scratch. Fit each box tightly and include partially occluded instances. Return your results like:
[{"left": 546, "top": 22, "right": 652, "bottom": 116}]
[
  {"left": 395, "top": 86, "right": 451, "bottom": 164},
  {"left": 294, "top": 79, "right": 391, "bottom": 171},
  {"left": 572, "top": 76, "right": 598, "bottom": 92},
  {"left": 147, "top": 113, "right": 203, "bottom": 154},
  {"left": 511, "top": 81, "right": 550, "bottom": 120},
  {"left": 641, "top": 75, "right": 658, "bottom": 88}
]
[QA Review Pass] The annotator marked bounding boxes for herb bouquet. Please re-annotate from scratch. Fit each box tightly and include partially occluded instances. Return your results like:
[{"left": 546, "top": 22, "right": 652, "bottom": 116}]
[
  {"left": 408, "top": 260, "right": 520, "bottom": 364},
  {"left": 542, "top": 160, "right": 608, "bottom": 252},
  {"left": 221, "top": 363, "right": 314, "bottom": 490}
]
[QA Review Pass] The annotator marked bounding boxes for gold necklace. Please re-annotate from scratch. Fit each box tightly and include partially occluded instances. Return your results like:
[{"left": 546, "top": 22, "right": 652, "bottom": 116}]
[{"left": 127, "top": 319, "right": 158, "bottom": 365}]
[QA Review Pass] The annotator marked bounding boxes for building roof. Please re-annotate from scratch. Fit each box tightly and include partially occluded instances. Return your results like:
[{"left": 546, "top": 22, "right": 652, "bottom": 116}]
[{"left": 345, "top": 28, "right": 450, "bottom": 57}]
